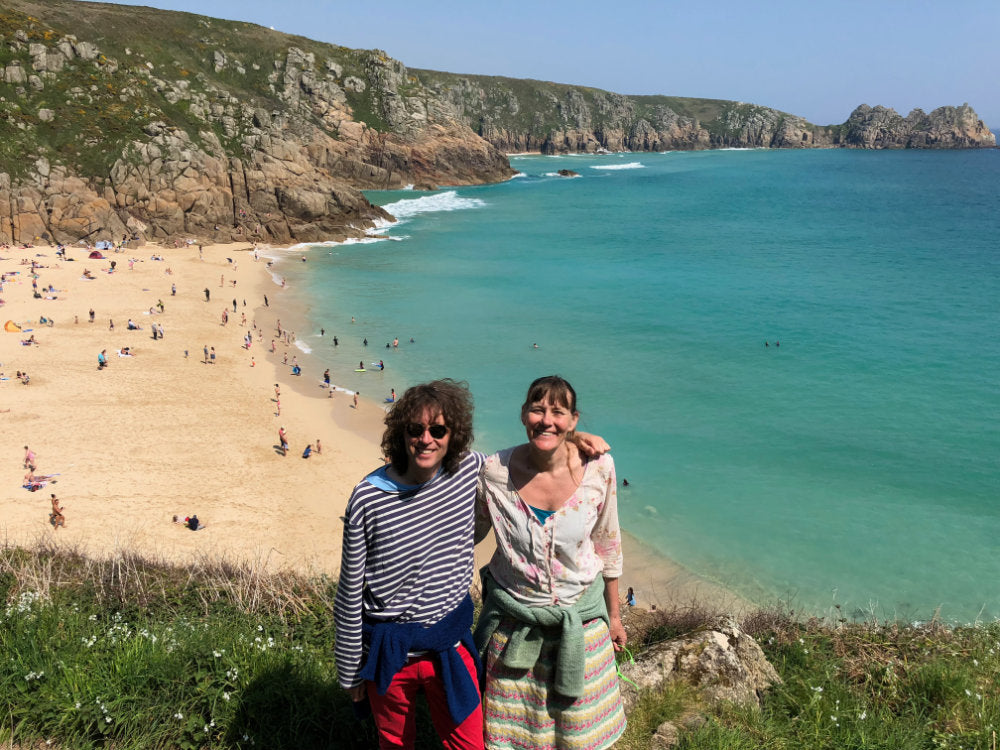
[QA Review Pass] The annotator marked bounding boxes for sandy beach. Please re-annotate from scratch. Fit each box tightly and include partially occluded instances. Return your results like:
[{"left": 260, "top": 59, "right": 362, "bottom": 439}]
[{"left": 0, "top": 240, "right": 744, "bottom": 612}]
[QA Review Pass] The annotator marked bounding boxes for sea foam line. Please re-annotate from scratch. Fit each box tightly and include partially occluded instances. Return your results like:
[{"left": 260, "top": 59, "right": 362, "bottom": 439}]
[
  {"left": 379, "top": 190, "right": 487, "bottom": 224},
  {"left": 590, "top": 162, "right": 644, "bottom": 170}
]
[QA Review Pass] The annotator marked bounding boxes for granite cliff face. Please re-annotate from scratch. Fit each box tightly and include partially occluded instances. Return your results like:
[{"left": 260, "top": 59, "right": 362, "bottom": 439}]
[
  {"left": 414, "top": 72, "right": 996, "bottom": 155},
  {"left": 0, "top": 1, "right": 512, "bottom": 245},
  {"left": 836, "top": 103, "right": 995, "bottom": 149}
]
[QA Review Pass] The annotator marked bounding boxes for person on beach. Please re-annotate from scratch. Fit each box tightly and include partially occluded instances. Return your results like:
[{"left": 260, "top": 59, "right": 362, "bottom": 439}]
[
  {"left": 23, "top": 446, "right": 36, "bottom": 471},
  {"left": 49, "top": 493, "right": 65, "bottom": 529},
  {"left": 474, "top": 375, "right": 627, "bottom": 750},
  {"left": 278, "top": 427, "right": 289, "bottom": 456},
  {"left": 302, "top": 444, "right": 313, "bottom": 459},
  {"left": 353, "top": 391, "right": 359, "bottom": 409},
  {"left": 210, "top": 347, "right": 216, "bottom": 365},
  {"left": 334, "top": 380, "right": 609, "bottom": 750},
  {"left": 204, "top": 288, "right": 210, "bottom": 301},
  {"left": 315, "top": 439, "right": 322, "bottom": 455}
]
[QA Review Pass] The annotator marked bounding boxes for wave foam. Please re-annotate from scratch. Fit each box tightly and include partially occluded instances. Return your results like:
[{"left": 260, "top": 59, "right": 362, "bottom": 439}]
[
  {"left": 294, "top": 340, "right": 312, "bottom": 355},
  {"left": 380, "top": 190, "right": 486, "bottom": 223},
  {"left": 590, "top": 162, "right": 644, "bottom": 171}
]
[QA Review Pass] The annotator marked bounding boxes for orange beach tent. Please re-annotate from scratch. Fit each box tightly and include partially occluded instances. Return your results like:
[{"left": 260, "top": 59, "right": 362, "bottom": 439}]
[{"left": 4, "top": 320, "right": 21, "bottom": 332}]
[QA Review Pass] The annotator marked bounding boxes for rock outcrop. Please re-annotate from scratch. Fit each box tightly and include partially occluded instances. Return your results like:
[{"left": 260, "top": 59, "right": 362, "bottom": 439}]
[
  {"left": 618, "top": 618, "right": 782, "bottom": 711},
  {"left": 834, "top": 103, "right": 995, "bottom": 149}
]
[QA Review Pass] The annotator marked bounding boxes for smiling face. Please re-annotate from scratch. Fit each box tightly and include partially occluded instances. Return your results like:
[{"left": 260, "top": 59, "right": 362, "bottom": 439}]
[
  {"left": 522, "top": 394, "right": 579, "bottom": 454},
  {"left": 403, "top": 408, "right": 451, "bottom": 484}
]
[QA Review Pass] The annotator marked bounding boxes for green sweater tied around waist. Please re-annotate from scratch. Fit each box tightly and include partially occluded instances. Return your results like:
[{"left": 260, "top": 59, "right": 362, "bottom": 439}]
[{"left": 473, "top": 568, "right": 609, "bottom": 698}]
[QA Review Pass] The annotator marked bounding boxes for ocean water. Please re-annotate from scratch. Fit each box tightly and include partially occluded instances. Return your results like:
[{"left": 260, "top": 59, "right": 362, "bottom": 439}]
[{"left": 277, "top": 148, "right": 1000, "bottom": 622}]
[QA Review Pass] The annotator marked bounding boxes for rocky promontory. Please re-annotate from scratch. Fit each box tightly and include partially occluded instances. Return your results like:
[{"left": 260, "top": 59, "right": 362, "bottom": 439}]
[
  {"left": 0, "top": 1, "right": 994, "bottom": 246},
  {"left": 413, "top": 71, "right": 996, "bottom": 154}
]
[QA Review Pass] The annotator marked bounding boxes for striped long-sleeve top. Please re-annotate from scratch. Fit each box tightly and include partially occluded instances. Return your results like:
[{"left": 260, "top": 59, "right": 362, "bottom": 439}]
[{"left": 334, "top": 451, "right": 486, "bottom": 689}]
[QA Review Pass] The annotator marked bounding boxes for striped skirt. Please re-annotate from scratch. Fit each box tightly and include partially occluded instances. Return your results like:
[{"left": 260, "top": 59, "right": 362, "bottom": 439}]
[{"left": 482, "top": 617, "right": 627, "bottom": 750}]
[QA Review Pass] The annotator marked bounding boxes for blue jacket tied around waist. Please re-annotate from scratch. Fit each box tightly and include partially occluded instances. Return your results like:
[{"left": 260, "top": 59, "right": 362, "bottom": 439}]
[{"left": 359, "top": 593, "right": 482, "bottom": 724}]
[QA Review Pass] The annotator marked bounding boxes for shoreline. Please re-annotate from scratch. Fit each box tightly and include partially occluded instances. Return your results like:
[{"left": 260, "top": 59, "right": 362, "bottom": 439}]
[{"left": 1, "top": 238, "right": 748, "bottom": 613}]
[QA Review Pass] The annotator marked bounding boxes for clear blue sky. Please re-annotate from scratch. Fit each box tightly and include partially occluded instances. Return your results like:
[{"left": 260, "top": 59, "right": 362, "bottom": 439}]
[{"left": 90, "top": 0, "right": 999, "bottom": 127}]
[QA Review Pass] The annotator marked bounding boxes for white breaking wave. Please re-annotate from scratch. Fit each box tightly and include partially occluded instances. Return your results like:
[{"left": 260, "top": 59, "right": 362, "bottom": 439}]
[
  {"left": 590, "top": 162, "right": 644, "bottom": 170},
  {"left": 510, "top": 172, "right": 528, "bottom": 179},
  {"left": 294, "top": 340, "right": 312, "bottom": 355},
  {"left": 380, "top": 190, "right": 486, "bottom": 223},
  {"left": 543, "top": 172, "right": 581, "bottom": 178}
]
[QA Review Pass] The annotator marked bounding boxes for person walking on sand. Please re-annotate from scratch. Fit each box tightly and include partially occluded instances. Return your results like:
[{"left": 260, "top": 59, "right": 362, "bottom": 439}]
[
  {"left": 203, "top": 345, "right": 209, "bottom": 364},
  {"left": 23, "top": 446, "right": 36, "bottom": 471},
  {"left": 204, "top": 288, "right": 210, "bottom": 302},
  {"left": 210, "top": 347, "right": 216, "bottom": 364},
  {"left": 353, "top": 391, "right": 359, "bottom": 409},
  {"left": 49, "top": 493, "right": 65, "bottom": 529},
  {"left": 278, "top": 426, "right": 289, "bottom": 456},
  {"left": 315, "top": 439, "right": 322, "bottom": 455}
]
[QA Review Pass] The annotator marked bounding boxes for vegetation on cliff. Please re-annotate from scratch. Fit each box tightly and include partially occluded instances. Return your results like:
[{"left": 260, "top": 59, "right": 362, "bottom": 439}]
[{"left": 2, "top": 543, "right": 997, "bottom": 749}]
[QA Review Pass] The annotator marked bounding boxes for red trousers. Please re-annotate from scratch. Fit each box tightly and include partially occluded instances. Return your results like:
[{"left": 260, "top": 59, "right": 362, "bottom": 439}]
[{"left": 366, "top": 643, "right": 484, "bottom": 750}]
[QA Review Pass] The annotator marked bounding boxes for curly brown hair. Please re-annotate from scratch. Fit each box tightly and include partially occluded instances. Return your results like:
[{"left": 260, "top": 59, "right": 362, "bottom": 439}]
[{"left": 381, "top": 379, "right": 475, "bottom": 476}]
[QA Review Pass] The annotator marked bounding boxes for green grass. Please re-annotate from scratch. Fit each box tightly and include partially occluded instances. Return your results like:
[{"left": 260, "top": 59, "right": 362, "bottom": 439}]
[{"left": 2, "top": 542, "right": 997, "bottom": 749}]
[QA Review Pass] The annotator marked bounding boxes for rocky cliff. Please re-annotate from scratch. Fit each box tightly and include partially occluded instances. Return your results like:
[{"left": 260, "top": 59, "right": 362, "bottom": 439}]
[
  {"left": 414, "top": 71, "right": 996, "bottom": 154},
  {"left": 0, "top": 1, "right": 513, "bottom": 245},
  {"left": 0, "top": 2, "right": 994, "bottom": 246}
]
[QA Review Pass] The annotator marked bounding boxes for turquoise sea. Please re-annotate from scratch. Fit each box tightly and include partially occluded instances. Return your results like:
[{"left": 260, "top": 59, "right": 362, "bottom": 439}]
[{"left": 277, "top": 148, "right": 1000, "bottom": 622}]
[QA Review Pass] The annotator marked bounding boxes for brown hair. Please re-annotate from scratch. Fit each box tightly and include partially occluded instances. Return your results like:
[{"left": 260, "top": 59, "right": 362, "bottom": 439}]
[
  {"left": 382, "top": 379, "right": 474, "bottom": 476},
  {"left": 521, "top": 375, "right": 578, "bottom": 416}
]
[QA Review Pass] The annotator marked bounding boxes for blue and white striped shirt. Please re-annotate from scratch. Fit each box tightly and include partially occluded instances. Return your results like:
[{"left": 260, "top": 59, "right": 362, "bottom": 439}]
[{"left": 334, "top": 451, "right": 485, "bottom": 688}]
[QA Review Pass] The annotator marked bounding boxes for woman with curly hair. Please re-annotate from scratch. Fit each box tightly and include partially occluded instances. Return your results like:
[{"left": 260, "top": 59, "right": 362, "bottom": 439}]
[{"left": 335, "top": 379, "right": 606, "bottom": 750}]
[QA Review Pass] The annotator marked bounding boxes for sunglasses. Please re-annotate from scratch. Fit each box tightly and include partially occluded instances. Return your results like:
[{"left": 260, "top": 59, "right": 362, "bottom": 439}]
[{"left": 406, "top": 423, "right": 449, "bottom": 439}]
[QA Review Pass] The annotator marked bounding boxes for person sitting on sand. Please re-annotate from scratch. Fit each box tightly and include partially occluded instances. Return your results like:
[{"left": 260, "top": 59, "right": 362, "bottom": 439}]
[
  {"left": 98, "top": 350, "right": 108, "bottom": 369},
  {"left": 127, "top": 319, "right": 140, "bottom": 330},
  {"left": 187, "top": 514, "right": 202, "bottom": 531},
  {"left": 302, "top": 444, "right": 313, "bottom": 459}
]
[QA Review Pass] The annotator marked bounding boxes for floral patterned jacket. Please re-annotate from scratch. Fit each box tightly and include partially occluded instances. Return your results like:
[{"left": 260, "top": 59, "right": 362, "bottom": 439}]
[{"left": 475, "top": 448, "right": 623, "bottom": 608}]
